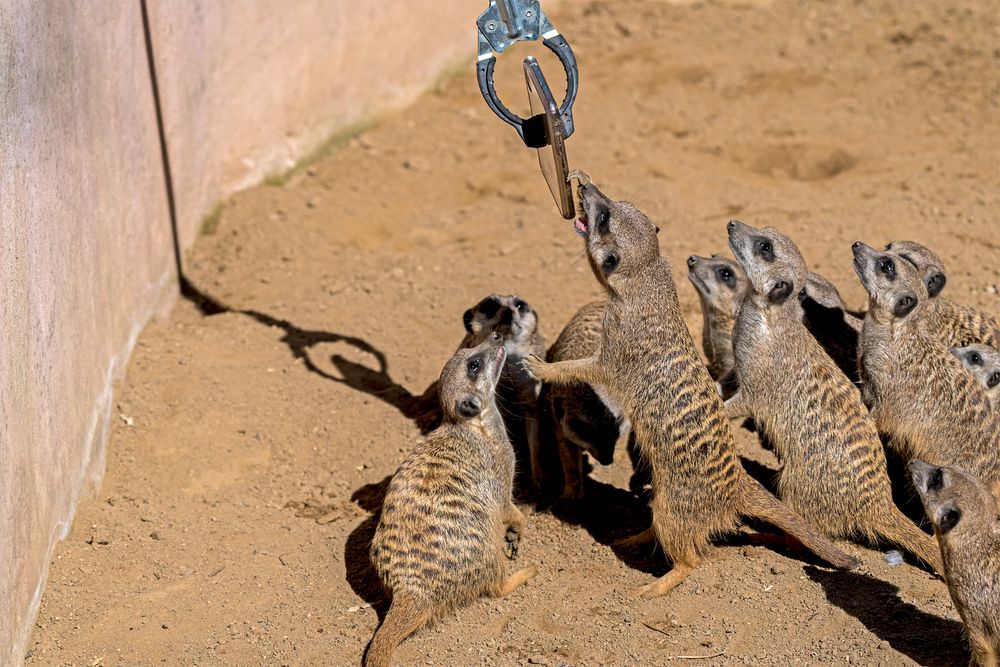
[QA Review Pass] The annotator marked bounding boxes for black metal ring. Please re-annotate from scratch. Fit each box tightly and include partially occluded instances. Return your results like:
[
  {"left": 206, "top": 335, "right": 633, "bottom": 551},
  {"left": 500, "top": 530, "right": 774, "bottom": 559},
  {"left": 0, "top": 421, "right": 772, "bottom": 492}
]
[{"left": 476, "top": 34, "right": 579, "bottom": 145}]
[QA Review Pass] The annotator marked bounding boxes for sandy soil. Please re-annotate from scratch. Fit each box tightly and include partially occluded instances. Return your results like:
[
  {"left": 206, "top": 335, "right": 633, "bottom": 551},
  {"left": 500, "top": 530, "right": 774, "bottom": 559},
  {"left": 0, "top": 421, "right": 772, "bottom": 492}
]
[{"left": 27, "top": 0, "right": 1000, "bottom": 665}]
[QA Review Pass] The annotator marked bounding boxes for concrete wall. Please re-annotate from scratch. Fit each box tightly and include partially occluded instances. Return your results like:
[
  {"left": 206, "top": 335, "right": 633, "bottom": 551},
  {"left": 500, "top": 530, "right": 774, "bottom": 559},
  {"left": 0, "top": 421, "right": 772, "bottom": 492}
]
[{"left": 0, "top": 1, "right": 471, "bottom": 662}]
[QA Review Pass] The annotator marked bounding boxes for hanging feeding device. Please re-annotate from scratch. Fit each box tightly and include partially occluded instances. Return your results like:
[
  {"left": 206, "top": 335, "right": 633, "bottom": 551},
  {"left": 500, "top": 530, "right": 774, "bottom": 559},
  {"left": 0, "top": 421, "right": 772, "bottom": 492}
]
[{"left": 476, "top": 0, "right": 580, "bottom": 219}]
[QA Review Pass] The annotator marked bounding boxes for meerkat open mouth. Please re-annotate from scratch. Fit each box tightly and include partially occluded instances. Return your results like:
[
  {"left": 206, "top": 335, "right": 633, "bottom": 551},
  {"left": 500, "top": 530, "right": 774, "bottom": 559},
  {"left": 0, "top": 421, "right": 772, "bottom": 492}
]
[
  {"left": 494, "top": 345, "right": 506, "bottom": 371},
  {"left": 574, "top": 215, "right": 588, "bottom": 235}
]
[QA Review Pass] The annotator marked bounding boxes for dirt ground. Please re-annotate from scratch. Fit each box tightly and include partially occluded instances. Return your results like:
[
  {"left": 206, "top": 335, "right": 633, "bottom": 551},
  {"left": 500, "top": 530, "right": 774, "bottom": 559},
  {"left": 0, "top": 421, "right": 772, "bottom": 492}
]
[{"left": 27, "top": 0, "right": 1000, "bottom": 665}]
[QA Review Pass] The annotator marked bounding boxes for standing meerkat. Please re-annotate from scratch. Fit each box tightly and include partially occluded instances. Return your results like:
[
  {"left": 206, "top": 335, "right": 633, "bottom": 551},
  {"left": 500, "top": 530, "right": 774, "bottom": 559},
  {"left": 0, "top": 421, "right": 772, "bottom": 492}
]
[
  {"left": 460, "top": 294, "right": 546, "bottom": 494},
  {"left": 525, "top": 183, "right": 859, "bottom": 597},
  {"left": 910, "top": 460, "right": 1000, "bottom": 667},
  {"left": 686, "top": 254, "right": 747, "bottom": 381},
  {"left": 951, "top": 344, "right": 1000, "bottom": 406},
  {"left": 366, "top": 334, "right": 537, "bottom": 667},
  {"left": 853, "top": 242, "right": 1000, "bottom": 486},
  {"left": 886, "top": 240, "right": 1000, "bottom": 350},
  {"left": 724, "top": 221, "right": 941, "bottom": 571},
  {"left": 541, "top": 299, "right": 634, "bottom": 499}
]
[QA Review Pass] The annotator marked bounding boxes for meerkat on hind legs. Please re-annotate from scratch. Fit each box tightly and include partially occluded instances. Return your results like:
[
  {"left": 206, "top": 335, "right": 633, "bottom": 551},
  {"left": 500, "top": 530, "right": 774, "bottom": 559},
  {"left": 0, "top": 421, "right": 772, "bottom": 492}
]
[{"left": 526, "top": 182, "right": 859, "bottom": 599}]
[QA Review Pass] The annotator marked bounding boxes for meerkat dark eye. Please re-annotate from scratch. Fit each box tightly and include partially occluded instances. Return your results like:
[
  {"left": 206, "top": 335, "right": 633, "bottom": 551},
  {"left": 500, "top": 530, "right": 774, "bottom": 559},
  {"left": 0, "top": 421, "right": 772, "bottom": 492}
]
[
  {"left": 877, "top": 257, "right": 896, "bottom": 278},
  {"left": 968, "top": 352, "right": 983, "bottom": 366},
  {"left": 754, "top": 239, "right": 774, "bottom": 261},
  {"left": 597, "top": 208, "right": 611, "bottom": 233},
  {"left": 988, "top": 371, "right": 1000, "bottom": 388},
  {"left": 715, "top": 267, "right": 735, "bottom": 288},
  {"left": 467, "top": 359, "right": 480, "bottom": 375},
  {"left": 927, "top": 467, "right": 943, "bottom": 491},
  {"left": 602, "top": 253, "right": 619, "bottom": 274},
  {"left": 514, "top": 299, "right": 527, "bottom": 314},
  {"left": 893, "top": 294, "right": 917, "bottom": 317},
  {"left": 927, "top": 272, "right": 947, "bottom": 297},
  {"left": 938, "top": 507, "right": 962, "bottom": 533}
]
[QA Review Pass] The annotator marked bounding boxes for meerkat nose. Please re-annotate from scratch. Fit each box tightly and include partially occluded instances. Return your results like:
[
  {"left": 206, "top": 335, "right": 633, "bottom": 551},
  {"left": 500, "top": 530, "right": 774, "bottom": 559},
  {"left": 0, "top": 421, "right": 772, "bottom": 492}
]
[
  {"left": 687, "top": 256, "right": 698, "bottom": 267},
  {"left": 852, "top": 241, "right": 862, "bottom": 250}
]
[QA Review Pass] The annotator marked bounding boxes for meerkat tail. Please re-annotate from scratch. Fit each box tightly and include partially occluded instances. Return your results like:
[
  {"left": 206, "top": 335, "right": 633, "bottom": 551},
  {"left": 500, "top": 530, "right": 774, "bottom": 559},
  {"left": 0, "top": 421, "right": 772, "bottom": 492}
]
[
  {"left": 364, "top": 593, "right": 432, "bottom": 667},
  {"left": 870, "top": 508, "right": 944, "bottom": 574},
  {"left": 738, "top": 476, "right": 862, "bottom": 570}
]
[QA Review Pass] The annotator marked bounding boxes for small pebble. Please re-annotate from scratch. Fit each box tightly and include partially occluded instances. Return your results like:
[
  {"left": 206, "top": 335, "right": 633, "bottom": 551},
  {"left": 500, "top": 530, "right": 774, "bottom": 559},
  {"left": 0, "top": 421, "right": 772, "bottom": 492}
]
[{"left": 884, "top": 550, "right": 904, "bottom": 566}]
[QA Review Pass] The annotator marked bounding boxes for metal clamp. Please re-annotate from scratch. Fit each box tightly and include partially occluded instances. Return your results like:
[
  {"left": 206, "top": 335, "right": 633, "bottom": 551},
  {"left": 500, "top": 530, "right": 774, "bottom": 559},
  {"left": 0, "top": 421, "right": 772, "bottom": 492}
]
[{"left": 476, "top": 0, "right": 578, "bottom": 145}]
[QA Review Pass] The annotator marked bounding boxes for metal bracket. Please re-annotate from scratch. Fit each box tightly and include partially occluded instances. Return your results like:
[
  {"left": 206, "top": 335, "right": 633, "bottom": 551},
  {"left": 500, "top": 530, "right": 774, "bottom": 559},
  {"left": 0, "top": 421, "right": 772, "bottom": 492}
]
[{"left": 476, "top": 0, "right": 578, "bottom": 145}]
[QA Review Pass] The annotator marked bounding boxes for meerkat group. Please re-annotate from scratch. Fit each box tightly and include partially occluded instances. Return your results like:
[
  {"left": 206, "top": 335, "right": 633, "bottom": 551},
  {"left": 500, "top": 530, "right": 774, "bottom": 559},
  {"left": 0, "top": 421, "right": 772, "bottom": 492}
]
[{"left": 364, "top": 181, "right": 999, "bottom": 665}]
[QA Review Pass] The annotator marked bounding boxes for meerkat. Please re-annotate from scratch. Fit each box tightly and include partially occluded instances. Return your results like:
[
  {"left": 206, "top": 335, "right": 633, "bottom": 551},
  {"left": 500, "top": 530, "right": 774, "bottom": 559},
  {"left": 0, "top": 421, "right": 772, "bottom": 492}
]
[
  {"left": 366, "top": 334, "right": 537, "bottom": 667},
  {"left": 525, "top": 183, "right": 859, "bottom": 597},
  {"left": 886, "top": 240, "right": 1000, "bottom": 350},
  {"left": 687, "top": 254, "right": 747, "bottom": 381},
  {"left": 853, "top": 242, "right": 1000, "bottom": 486},
  {"left": 539, "top": 299, "right": 632, "bottom": 498},
  {"left": 723, "top": 221, "right": 941, "bottom": 571},
  {"left": 461, "top": 294, "right": 546, "bottom": 494},
  {"left": 910, "top": 461, "right": 1000, "bottom": 667},
  {"left": 951, "top": 344, "right": 1000, "bottom": 406}
]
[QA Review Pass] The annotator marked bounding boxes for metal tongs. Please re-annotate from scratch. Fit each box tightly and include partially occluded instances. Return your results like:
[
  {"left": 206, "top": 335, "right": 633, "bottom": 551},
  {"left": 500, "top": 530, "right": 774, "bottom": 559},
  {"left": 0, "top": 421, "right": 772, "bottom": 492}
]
[{"left": 476, "top": 0, "right": 580, "bottom": 219}]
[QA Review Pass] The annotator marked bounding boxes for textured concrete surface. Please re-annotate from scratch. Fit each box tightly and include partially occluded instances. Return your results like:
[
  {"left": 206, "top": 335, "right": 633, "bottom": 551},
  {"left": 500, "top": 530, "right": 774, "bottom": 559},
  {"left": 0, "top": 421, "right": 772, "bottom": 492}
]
[
  {"left": 1, "top": 0, "right": 472, "bottom": 662},
  {"left": 0, "top": 2, "right": 175, "bottom": 662}
]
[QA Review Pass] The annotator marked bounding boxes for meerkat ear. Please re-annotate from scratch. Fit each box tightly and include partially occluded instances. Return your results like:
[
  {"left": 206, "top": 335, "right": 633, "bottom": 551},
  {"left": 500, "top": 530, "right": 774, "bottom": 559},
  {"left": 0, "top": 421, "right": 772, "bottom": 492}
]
[
  {"left": 456, "top": 395, "right": 483, "bottom": 419},
  {"left": 654, "top": 225, "right": 660, "bottom": 234},
  {"left": 602, "top": 252, "right": 620, "bottom": 275},
  {"left": 926, "top": 272, "right": 947, "bottom": 297},
  {"left": 936, "top": 504, "right": 962, "bottom": 533},
  {"left": 988, "top": 371, "right": 1000, "bottom": 389},
  {"left": 463, "top": 308, "right": 475, "bottom": 333},
  {"left": 768, "top": 280, "right": 793, "bottom": 304},
  {"left": 893, "top": 294, "right": 918, "bottom": 318}
]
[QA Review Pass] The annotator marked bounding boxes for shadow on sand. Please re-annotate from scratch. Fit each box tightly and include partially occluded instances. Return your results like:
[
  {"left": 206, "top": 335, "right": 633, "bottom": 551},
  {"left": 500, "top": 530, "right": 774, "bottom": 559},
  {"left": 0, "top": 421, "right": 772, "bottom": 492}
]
[{"left": 805, "top": 566, "right": 966, "bottom": 667}]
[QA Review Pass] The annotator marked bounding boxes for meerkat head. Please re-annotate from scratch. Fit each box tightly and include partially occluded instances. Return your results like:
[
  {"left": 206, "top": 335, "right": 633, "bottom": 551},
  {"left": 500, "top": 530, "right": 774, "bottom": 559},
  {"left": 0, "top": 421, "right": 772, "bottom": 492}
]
[
  {"left": 909, "top": 460, "right": 1000, "bottom": 542},
  {"left": 686, "top": 254, "right": 747, "bottom": 318},
  {"left": 852, "top": 242, "right": 927, "bottom": 324},
  {"left": 462, "top": 294, "right": 539, "bottom": 350},
  {"left": 726, "top": 220, "right": 806, "bottom": 311},
  {"left": 886, "top": 240, "right": 947, "bottom": 298},
  {"left": 574, "top": 183, "right": 660, "bottom": 293},
  {"left": 950, "top": 344, "right": 1000, "bottom": 391},
  {"left": 439, "top": 332, "right": 506, "bottom": 423}
]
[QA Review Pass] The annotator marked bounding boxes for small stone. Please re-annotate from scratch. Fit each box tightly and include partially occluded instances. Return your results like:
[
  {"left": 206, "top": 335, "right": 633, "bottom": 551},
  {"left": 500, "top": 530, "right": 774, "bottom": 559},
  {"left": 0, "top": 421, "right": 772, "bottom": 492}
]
[
  {"left": 770, "top": 565, "right": 787, "bottom": 575},
  {"left": 150, "top": 531, "right": 162, "bottom": 541},
  {"left": 884, "top": 550, "right": 904, "bottom": 566}
]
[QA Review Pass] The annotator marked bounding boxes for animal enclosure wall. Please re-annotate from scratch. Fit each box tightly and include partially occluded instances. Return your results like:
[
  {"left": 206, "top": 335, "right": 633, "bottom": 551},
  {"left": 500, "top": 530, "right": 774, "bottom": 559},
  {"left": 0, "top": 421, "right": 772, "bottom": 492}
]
[{"left": 0, "top": 1, "right": 469, "bottom": 661}]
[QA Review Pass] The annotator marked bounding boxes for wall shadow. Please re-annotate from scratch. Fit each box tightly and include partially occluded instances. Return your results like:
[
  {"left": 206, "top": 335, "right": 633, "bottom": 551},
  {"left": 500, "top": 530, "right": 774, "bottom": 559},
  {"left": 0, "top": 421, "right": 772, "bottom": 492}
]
[{"left": 805, "top": 566, "right": 967, "bottom": 666}]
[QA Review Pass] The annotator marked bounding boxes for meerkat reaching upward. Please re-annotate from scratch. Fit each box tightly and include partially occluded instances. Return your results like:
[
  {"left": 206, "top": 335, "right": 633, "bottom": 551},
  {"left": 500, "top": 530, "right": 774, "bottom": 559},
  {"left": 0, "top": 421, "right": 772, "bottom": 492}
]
[
  {"left": 525, "top": 183, "right": 859, "bottom": 597},
  {"left": 460, "top": 294, "right": 546, "bottom": 495},
  {"left": 723, "top": 221, "right": 940, "bottom": 571},
  {"left": 853, "top": 242, "right": 1000, "bottom": 486},
  {"left": 886, "top": 240, "right": 1000, "bottom": 350},
  {"left": 366, "top": 334, "right": 536, "bottom": 667},
  {"left": 910, "top": 461, "right": 1000, "bottom": 667},
  {"left": 951, "top": 344, "right": 1000, "bottom": 406}
]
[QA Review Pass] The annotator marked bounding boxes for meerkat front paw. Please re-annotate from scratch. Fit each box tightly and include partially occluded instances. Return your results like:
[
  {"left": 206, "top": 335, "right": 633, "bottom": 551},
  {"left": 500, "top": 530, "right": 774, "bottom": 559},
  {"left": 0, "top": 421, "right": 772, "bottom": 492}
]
[{"left": 520, "top": 355, "right": 547, "bottom": 382}]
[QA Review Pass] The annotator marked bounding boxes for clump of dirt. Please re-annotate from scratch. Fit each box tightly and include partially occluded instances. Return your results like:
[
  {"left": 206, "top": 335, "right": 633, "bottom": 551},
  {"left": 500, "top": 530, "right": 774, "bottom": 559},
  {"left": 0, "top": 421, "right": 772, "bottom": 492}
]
[{"left": 28, "top": 0, "right": 999, "bottom": 665}]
